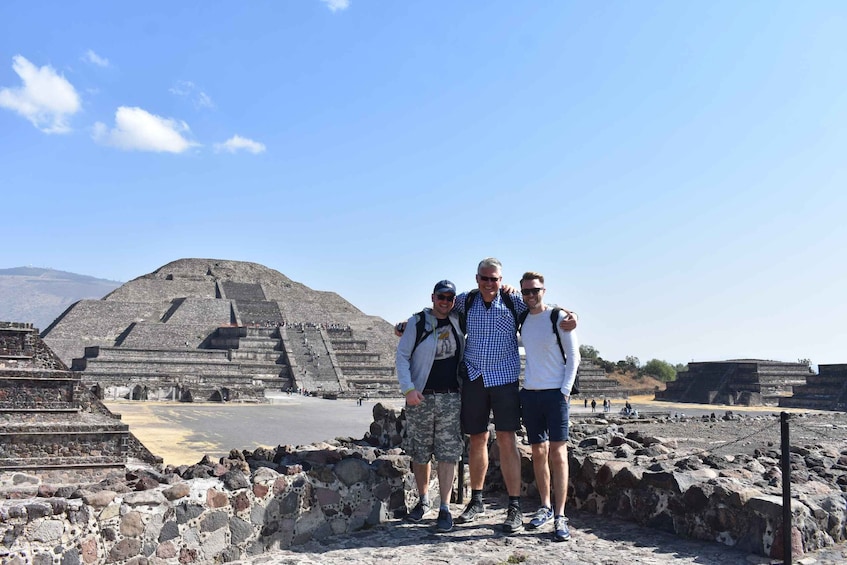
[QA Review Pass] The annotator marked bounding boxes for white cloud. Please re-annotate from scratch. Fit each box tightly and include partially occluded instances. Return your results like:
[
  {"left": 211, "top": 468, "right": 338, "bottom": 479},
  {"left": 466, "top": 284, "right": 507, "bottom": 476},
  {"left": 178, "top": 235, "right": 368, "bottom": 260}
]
[
  {"left": 196, "top": 91, "right": 215, "bottom": 109},
  {"left": 93, "top": 106, "right": 197, "bottom": 153},
  {"left": 170, "top": 80, "right": 215, "bottom": 109},
  {"left": 321, "top": 0, "right": 350, "bottom": 12},
  {"left": 169, "top": 80, "right": 194, "bottom": 97},
  {"left": 214, "top": 135, "right": 266, "bottom": 154},
  {"left": 84, "top": 49, "right": 109, "bottom": 67},
  {"left": 0, "top": 55, "right": 81, "bottom": 133}
]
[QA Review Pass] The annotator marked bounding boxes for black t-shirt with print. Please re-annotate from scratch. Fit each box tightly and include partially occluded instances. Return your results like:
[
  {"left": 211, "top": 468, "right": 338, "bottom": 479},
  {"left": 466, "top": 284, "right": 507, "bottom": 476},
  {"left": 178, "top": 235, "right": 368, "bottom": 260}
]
[{"left": 424, "top": 317, "right": 460, "bottom": 390}]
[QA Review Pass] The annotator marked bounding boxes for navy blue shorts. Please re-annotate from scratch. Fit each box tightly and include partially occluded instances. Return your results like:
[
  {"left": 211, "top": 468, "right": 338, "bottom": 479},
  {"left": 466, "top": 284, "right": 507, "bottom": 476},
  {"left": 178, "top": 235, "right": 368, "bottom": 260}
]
[
  {"left": 520, "top": 388, "right": 570, "bottom": 444},
  {"left": 461, "top": 376, "right": 521, "bottom": 435}
]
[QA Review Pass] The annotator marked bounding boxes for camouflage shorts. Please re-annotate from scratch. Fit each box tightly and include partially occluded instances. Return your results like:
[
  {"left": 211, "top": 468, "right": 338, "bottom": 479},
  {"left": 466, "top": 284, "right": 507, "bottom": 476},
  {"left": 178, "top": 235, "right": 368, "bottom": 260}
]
[{"left": 403, "top": 392, "right": 462, "bottom": 464}]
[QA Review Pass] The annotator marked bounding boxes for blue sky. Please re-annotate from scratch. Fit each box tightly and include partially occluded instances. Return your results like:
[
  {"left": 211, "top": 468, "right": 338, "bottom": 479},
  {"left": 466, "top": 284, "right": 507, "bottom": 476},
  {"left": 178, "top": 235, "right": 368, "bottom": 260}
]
[{"left": 2, "top": 1, "right": 845, "bottom": 367}]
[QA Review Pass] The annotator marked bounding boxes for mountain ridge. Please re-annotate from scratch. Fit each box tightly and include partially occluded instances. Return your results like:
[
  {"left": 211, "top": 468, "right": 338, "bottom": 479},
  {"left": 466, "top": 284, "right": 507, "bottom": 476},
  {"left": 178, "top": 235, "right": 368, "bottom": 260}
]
[{"left": 0, "top": 266, "right": 122, "bottom": 331}]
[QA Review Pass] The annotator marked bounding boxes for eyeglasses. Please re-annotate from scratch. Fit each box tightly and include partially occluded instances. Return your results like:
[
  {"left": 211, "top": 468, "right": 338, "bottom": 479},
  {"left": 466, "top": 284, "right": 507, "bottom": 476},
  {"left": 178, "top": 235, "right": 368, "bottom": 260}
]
[
  {"left": 521, "top": 288, "right": 544, "bottom": 296},
  {"left": 435, "top": 294, "right": 455, "bottom": 302},
  {"left": 478, "top": 275, "right": 501, "bottom": 283}
]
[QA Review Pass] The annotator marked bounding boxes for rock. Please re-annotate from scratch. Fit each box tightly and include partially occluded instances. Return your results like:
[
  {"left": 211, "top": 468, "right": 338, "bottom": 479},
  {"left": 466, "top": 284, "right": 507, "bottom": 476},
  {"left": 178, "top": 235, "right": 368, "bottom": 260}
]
[
  {"left": 108, "top": 538, "right": 142, "bottom": 562},
  {"left": 120, "top": 511, "right": 145, "bottom": 537},
  {"left": 82, "top": 490, "right": 117, "bottom": 508},
  {"left": 163, "top": 483, "right": 190, "bottom": 501},
  {"left": 222, "top": 470, "right": 250, "bottom": 491}
]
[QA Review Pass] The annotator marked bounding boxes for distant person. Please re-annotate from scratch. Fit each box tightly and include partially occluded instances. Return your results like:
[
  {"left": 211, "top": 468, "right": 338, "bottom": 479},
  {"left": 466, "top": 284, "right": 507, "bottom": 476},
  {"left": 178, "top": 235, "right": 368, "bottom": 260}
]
[
  {"left": 395, "top": 280, "right": 465, "bottom": 533},
  {"left": 590, "top": 398, "right": 596, "bottom": 412},
  {"left": 584, "top": 398, "right": 588, "bottom": 409},
  {"left": 518, "top": 271, "right": 580, "bottom": 542}
]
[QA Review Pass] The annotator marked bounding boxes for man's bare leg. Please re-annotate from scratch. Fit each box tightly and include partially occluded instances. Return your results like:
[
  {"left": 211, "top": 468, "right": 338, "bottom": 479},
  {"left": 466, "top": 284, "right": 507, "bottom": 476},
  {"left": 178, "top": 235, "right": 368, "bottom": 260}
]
[
  {"left": 436, "top": 460, "right": 456, "bottom": 506},
  {"left": 406, "top": 461, "right": 433, "bottom": 522},
  {"left": 550, "top": 441, "right": 568, "bottom": 516},
  {"left": 413, "top": 462, "right": 431, "bottom": 498},
  {"left": 496, "top": 430, "right": 521, "bottom": 497},
  {"left": 457, "top": 432, "right": 489, "bottom": 523},
  {"left": 531, "top": 442, "right": 552, "bottom": 508},
  {"left": 468, "top": 431, "right": 489, "bottom": 489}
]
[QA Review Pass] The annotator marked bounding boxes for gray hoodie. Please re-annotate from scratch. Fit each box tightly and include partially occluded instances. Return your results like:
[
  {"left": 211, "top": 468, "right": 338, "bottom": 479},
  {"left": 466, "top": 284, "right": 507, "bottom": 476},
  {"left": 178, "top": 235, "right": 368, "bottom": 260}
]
[{"left": 395, "top": 308, "right": 465, "bottom": 395}]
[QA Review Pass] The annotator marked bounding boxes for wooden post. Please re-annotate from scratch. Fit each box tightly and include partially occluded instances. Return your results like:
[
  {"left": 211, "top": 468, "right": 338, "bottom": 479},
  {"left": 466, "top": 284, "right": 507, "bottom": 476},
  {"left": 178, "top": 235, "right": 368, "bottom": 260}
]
[
  {"left": 780, "top": 411, "right": 792, "bottom": 565},
  {"left": 456, "top": 435, "right": 470, "bottom": 504}
]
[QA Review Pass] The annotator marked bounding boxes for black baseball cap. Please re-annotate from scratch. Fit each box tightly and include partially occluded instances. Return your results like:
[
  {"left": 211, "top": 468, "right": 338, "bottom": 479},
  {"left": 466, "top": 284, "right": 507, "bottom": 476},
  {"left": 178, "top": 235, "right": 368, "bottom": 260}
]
[{"left": 433, "top": 280, "right": 456, "bottom": 294}]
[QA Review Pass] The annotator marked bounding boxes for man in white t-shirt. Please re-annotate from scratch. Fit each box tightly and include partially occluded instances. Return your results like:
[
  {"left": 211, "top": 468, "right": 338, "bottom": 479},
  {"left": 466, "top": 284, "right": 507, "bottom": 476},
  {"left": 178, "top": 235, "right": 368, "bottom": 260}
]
[{"left": 518, "top": 271, "right": 581, "bottom": 542}]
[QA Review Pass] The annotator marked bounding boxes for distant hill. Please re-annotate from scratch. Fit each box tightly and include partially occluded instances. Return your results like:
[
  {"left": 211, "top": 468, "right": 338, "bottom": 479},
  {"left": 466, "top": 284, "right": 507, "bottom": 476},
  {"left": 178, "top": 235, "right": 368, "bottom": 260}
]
[{"left": 0, "top": 267, "right": 122, "bottom": 332}]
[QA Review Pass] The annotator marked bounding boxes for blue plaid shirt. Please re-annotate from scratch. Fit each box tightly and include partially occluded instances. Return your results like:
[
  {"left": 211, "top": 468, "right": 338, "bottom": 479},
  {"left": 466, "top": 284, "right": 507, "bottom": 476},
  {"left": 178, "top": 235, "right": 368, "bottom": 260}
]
[{"left": 454, "top": 290, "right": 527, "bottom": 387}]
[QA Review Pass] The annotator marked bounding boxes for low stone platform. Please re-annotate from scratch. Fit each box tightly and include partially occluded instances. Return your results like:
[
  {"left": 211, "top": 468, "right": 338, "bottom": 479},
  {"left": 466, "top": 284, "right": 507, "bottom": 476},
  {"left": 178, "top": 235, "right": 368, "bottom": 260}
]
[
  {"left": 657, "top": 359, "right": 812, "bottom": 406},
  {"left": 780, "top": 363, "right": 847, "bottom": 412}
]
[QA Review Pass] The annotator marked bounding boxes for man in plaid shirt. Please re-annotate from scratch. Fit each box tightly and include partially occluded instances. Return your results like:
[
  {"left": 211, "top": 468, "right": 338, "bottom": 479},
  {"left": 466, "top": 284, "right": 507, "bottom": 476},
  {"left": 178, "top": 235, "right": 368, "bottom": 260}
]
[{"left": 453, "top": 258, "right": 576, "bottom": 533}]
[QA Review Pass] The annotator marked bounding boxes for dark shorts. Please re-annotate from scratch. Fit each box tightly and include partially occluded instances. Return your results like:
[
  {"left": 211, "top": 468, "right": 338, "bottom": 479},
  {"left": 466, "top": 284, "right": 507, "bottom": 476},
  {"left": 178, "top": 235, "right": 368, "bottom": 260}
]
[
  {"left": 520, "top": 388, "right": 570, "bottom": 444},
  {"left": 461, "top": 376, "right": 521, "bottom": 435}
]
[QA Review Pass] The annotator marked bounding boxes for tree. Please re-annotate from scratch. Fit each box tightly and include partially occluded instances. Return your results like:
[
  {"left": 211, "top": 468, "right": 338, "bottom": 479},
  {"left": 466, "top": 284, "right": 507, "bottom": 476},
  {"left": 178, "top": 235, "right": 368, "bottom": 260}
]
[
  {"left": 641, "top": 359, "right": 677, "bottom": 382},
  {"left": 580, "top": 344, "right": 599, "bottom": 360},
  {"left": 598, "top": 359, "right": 616, "bottom": 373},
  {"left": 625, "top": 355, "right": 641, "bottom": 370}
]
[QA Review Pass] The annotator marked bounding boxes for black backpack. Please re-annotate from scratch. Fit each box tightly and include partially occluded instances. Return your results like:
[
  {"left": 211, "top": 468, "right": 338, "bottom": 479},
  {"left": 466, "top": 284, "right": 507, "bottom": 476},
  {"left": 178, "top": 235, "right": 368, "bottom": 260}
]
[
  {"left": 459, "top": 289, "right": 519, "bottom": 335},
  {"left": 409, "top": 310, "right": 433, "bottom": 357},
  {"left": 517, "top": 307, "right": 580, "bottom": 395}
]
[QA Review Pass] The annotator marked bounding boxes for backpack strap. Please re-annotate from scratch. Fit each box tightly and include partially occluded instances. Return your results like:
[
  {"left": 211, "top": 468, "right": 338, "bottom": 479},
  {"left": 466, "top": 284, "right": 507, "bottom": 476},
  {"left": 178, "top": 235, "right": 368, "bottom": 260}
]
[
  {"left": 549, "top": 307, "right": 566, "bottom": 362},
  {"left": 461, "top": 289, "right": 519, "bottom": 334},
  {"left": 459, "top": 290, "right": 479, "bottom": 335},
  {"left": 500, "top": 290, "right": 519, "bottom": 332},
  {"left": 517, "top": 309, "right": 529, "bottom": 333},
  {"left": 550, "top": 307, "right": 580, "bottom": 395},
  {"left": 410, "top": 311, "right": 433, "bottom": 357}
]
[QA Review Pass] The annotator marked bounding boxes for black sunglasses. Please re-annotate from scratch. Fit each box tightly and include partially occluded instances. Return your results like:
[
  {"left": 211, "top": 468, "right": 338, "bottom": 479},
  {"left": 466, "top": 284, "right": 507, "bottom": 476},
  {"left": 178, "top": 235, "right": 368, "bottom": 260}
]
[
  {"left": 436, "top": 294, "right": 455, "bottom": 302},
  {"left": 521, "top": 288, "right": 544, "bottom": 296},
  {"left": 478, "top": 275, "right": 500, "bottom": 283}
]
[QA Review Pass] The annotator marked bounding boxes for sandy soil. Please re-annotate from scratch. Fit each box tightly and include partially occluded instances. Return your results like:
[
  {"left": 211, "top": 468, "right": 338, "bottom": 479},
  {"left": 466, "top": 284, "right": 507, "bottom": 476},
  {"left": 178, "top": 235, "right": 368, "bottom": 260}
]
[
  {"left": 109, "top": 392, "right": 844, "bottom": 466},
  {"left": 108, "top": 394, "right": 391, "bottom": 466}
]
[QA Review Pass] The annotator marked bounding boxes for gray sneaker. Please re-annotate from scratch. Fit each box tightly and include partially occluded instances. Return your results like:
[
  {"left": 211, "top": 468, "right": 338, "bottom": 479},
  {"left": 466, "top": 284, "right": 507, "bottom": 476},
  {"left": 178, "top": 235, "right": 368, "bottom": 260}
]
[
  {"left": 553, "top": 515, "right": 570, "bottom": 541},
  {"left": 436, "top": 508, "right": 454, "bottom": 533},
  {"left": 527, "top": 506, "right": 553, "bottom": 530},
  {"left": 406, "top": 500, "right": 431, "bottom": 523},
  {"left": 455, "top": 500, "right": 485, "bottom": 524},
  {"left": 502, "top": 504, "right": 523, "bottom": 533}
]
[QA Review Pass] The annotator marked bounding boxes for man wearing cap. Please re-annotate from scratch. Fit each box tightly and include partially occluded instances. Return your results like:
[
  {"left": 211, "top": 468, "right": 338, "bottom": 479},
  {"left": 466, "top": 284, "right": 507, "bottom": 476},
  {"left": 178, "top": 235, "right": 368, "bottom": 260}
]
[
  {"left": 395, "top": 280, "right": 465, "bottom": 533},
  {"left": 396, "top": 259, "right": 577, "bottom": 533}
]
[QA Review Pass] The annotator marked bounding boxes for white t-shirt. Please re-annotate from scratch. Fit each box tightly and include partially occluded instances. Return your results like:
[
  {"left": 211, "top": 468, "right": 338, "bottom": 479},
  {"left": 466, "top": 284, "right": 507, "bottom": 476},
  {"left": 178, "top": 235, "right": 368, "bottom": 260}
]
[{"left": 521, "top": 308, "right": 581, "bottom": 394}]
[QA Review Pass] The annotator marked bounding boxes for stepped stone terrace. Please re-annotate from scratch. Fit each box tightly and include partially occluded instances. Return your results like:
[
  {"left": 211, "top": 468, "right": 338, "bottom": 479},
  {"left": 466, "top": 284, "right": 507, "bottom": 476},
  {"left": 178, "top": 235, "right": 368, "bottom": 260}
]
[
  {"left": 655, "top": 359, "right": 812, "bottom": 407},
  {"left": 779, "top": 364, "right": 847, "bottom": 412},
  {"left": 41, "top": 259, "right": 399, "bottom": 402},
  {"left": 0, "top": 321, "right": 157, "bottom": 483}
]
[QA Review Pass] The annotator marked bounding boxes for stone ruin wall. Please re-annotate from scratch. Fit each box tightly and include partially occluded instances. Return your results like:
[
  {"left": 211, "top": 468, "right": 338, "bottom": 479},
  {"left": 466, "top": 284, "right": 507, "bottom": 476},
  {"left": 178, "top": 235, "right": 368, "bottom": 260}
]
[
  {"left": 3, "top": 405, "right": 847, "bottom": 564},
  {"left": 0, "top": 428, "right": 127, "bottom": 469}
]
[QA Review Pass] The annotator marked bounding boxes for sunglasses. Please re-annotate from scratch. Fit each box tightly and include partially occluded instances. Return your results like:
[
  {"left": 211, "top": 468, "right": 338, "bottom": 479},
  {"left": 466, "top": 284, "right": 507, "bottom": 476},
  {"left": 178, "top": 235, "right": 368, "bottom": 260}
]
[
  {"left": 521, "top": 288, "right": 544, "bottom": 296},
  {"left": 478, "top": 275, "right": 501, "bottom": 283},
  {"left": 436, "top": 294, "right": 455, "bottom": 302}
]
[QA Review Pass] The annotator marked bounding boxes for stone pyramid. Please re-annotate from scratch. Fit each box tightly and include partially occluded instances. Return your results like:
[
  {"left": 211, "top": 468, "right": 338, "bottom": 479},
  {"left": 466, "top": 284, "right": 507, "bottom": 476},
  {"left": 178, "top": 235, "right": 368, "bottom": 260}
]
[{"left": 41, "top": 259, "right": 399, "bottom": 401}]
